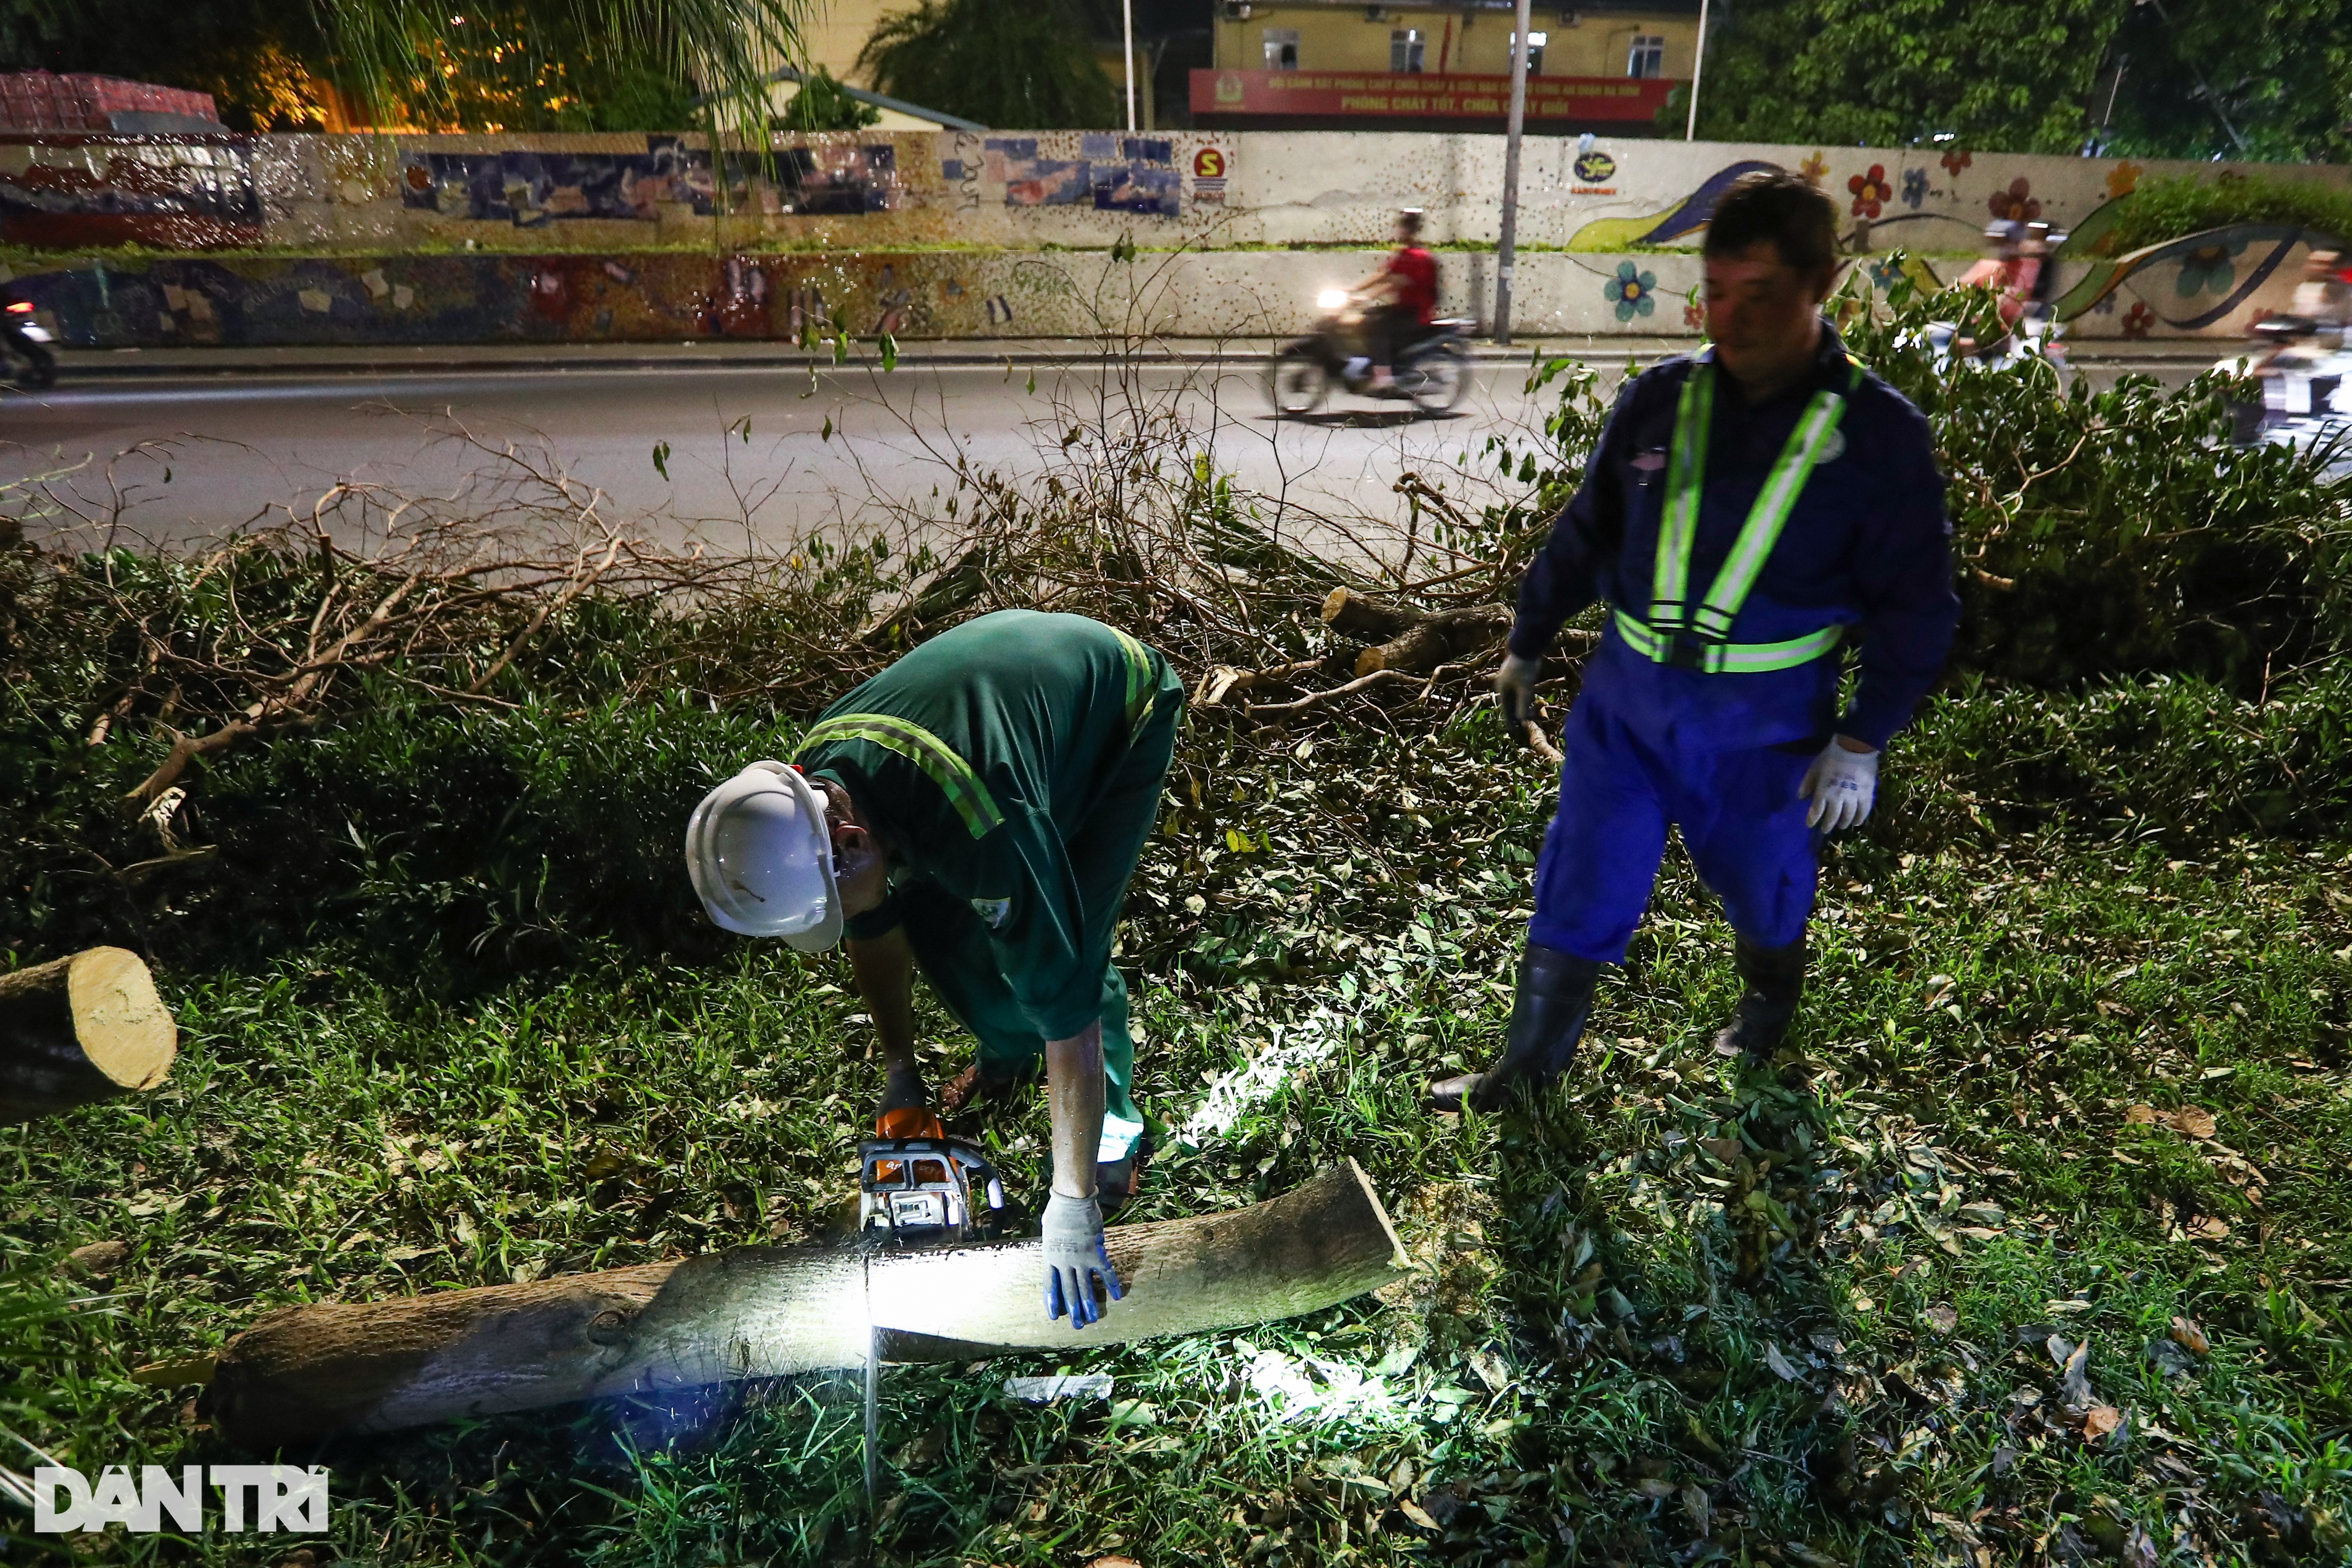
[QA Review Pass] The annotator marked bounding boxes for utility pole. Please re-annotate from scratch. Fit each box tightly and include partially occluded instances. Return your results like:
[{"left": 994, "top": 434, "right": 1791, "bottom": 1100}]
[
  {"left": 1683, "top": 0, "right": 1709, "bottom": 140},
  {"left": 1493, "top": 0, "right": 1533, "bottom": 345},
  {"left": 1123, "top": 0, "right": 1138, "bottom": 133}
]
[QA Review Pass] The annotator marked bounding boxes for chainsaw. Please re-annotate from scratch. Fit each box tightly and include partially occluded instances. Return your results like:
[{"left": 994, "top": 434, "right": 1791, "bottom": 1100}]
[{"left": 856, "top": 1106, "right": 1007, "bottom": 1247}]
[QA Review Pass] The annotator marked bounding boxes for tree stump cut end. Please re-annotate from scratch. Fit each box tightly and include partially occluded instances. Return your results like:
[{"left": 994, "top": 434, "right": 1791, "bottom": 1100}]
[{"left": 66, "top": 947, "right": 178, "bottom": 1091}]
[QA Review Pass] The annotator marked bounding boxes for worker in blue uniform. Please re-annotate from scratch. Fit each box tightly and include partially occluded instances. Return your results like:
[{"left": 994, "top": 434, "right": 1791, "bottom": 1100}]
[{"left": 1432, "top": 170, "right": 1961, "bottom": 1112}]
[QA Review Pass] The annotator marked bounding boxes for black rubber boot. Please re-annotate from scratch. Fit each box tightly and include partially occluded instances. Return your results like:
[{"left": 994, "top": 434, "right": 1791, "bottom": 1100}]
[
  {"left": 879, "top": 1061, "right": 929, "bottom": 1120},
  {"left": 1430, "top": 944, "right": 1603, "bottom": 1112},
  {"left": 1711, "top": 936, "right": 1807, "bottom": 1066}
]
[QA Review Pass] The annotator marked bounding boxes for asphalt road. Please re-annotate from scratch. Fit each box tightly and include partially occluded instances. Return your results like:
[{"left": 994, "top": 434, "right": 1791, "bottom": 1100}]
[
  {"left": 1, "top": 348, "right": 2216, "bottom": 556},
  {"left": 2, "top": 357, "right": 1556, "bottom": 555}
]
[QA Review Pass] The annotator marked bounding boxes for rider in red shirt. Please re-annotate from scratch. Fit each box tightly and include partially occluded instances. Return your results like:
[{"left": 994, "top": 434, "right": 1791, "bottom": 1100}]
[{"left": 1352, "top": 208, "right": 1439, "bottom": 392}]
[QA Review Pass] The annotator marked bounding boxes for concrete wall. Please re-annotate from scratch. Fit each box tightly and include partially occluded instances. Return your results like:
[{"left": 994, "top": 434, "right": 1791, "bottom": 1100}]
[
  {"left": 0, "top": 245, "right": 2315, "bottom": 346},
  {"left": 7, "top": 129, "right": 2346, "bottom": 256},
  {"left": 3, "top": 129, "right": 2342, "bottom": 343}
]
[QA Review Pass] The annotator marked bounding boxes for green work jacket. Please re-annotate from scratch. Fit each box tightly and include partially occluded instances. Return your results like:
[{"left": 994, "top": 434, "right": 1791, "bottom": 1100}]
[{"left": 797, "top": 610, "right": 1181, "bottom": 1040}]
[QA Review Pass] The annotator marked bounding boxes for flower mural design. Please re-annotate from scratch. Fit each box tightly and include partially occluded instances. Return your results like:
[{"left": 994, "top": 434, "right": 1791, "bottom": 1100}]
[
  {"left": 1606, "top": 261, "right": 1657, "bottom": 321},
  {"left": 1865, "top": 257, "right": 1907, "bottom": 293},
  {"left": 1988, "top": 178, "right": 2040, "bottom": 223},
  {"left": 1683, "top": 296, "right": 1706, "bottom": 330},
  {"left": 1941, "top": 148, "right": 1973, "bottom": 177},
  {"left": 1900, "top": 167, "right": 1929, "bottom": 210},
  {"left": 2122, "top": 300, "right": 2155, "bottom": 338},
  {"left": 1799, "top": 151, "right": 1828, "bottom": 186},
  {"left": 2106, "top": 161, "right": 2142, "bottom": 199},
  {"left": 2175, "top": 239, "right": 2245, "bottom": 297},
  {"left": 1848, "top": 164, "right": 1893, "bottom": 219}
]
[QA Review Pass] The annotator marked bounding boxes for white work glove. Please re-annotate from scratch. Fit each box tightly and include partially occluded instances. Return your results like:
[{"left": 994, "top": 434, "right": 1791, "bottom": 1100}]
[
  {"left": 1801, "top": 739, "right": 1880, "bottom": 832},
  {"left": 1495, "top": 652, "right": 1543, "bottom": 729},
  {"left": 1041, "top": 1191, "right": 1122, "bottom": 1328}
]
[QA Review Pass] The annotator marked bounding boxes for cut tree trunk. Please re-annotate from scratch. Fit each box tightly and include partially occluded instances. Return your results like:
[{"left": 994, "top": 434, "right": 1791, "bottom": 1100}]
[
  {"left": 1352, "top": 607, "right": 1514, "bottom": 679},
  {"left": 206, "top": 1159, "right": 1407, "bottom": 1450},
  {"left": 1319, "top": 587, "right": 1421, "bottom": 644},
  {"left": 0, "top": 947, "right": 177, "bottom": 1123},
  {"left": 1319, "top": 588, "right": 1516, "bottom": 680}
]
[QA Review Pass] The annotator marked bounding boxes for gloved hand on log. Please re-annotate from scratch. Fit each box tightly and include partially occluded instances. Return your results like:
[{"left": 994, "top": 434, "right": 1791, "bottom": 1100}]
[{"left": 1041, "top": 1190, "right": 1122, "bottom": 1328}]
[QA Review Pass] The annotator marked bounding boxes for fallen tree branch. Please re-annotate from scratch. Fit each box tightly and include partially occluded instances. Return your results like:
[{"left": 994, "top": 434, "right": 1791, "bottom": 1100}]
[
  {"left": 1196, "top": 657, "right": 1329, "bottom": 708},
  {"left": 1248, "top": 668, "right": 1412, "bottom": 718},
  {"left": 468, "top": 530, "right": 627, "bottom": 693},
  {"left": 203, "top": 1161, "right": 1405, "bottom": 1448}
]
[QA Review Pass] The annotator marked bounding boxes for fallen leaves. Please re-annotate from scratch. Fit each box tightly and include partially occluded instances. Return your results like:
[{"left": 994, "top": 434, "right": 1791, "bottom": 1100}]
[
  {"left": 63, "top": 1239, "right": 130, "bottom": 1278},
  {"left": 2083, "top": 1404, "right": 2123, "bottom": 1440},
  {"left": 2124, "top": 1103, "right": 2217, "bottom": 1138},
  {"left": 2170, "top": 1315, "right": 2209, "bottom": 1356},
  {"left": 1921, "top": 1303, "right": 1959, "bottom": 1335},
  {"left": 1764, "top": 1342, "right": 1805, "bottom": 1381}
]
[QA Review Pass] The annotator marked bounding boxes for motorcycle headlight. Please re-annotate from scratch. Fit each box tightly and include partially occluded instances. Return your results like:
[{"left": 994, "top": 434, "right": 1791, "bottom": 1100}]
[{"left": 1317, "top": 289, "right": 1348, "bottom": 310}]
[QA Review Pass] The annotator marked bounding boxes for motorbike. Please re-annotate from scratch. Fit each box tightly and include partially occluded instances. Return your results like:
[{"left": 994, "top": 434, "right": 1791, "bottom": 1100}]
[
  {"left": 2, "top": 297, "right": 57, "bottom": 390},
  {"left": 2216, "top": 316, "right": 2349, "bottom": 463},
  {"left": 1920, "top": 304, "right": 2066, "bottom": 372},
  {"left": 1268, "top": 291, "right": 1471, "bottom": 416}
]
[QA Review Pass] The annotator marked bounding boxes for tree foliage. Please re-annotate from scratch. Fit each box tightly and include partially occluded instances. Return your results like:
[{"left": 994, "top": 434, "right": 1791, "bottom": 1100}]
[
  {"left": 2101, "top": 172, "right": 2352, "bottom": 255},
  {"left": 2096, "top": 0, "right": 2352, "bottom": 163},
  {"left": 858, "top": 0, "right": 1116, "bottom": 130},
  {"left": 1689, "top": 0, "right": 2352, "bottom": 161},
  {"left": 313, "top": 0, "right": 799, "bottom": 134},
  {"left": 0, "top": 0, "right": 799, "bottom": 133},
  {"left": 773, "top": 65, "right": 880, "bottom": 132}
]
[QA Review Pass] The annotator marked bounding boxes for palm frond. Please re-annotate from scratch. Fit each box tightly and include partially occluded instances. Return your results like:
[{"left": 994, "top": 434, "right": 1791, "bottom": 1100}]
[{"left": 310, "top": 0, "right": 806, "bottom": 136}]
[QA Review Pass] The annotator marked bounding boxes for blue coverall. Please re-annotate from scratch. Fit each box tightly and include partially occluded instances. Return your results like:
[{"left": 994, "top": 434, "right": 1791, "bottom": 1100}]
[{"left": 1509, "top": 323, "right": 1961, "bottom": 962}]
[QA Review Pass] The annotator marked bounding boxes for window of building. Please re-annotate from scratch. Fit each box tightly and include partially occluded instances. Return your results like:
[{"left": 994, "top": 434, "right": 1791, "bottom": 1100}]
[
  {"left": 1261, "top": 27, "right": 1299, "bottom": 68},
  {"left": 1627, "top": 33, "right": 1665, "bottom": 77},
  {"left": 1510, "top": 29, "right": 1547, "bottom": 74},
  {"left": 1390, "top": 27, "right": 1425, "bottom": 72}
]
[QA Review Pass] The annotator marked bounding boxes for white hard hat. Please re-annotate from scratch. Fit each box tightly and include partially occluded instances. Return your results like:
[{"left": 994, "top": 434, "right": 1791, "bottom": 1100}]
[{"left": 684, "top": 760, "right": 845, "bottom": 950}]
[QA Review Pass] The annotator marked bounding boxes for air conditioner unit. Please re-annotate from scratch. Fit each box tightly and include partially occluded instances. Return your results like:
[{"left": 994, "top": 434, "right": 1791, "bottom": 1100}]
[{"left": 1222, "top": 1, "right": 1253, "bottom": 18}]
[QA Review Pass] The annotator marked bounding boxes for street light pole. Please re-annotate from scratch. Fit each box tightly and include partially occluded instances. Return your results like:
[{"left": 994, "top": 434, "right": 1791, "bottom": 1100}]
[
  {"left": 1683, "top": 0, "right": 1709, "bottom": 140},
  {"left": 1493, "top": 0, "right": 1533, "bottom": 345},
  {"left": 1122, "top": 0, "right": 1138, "bottom": 134}
]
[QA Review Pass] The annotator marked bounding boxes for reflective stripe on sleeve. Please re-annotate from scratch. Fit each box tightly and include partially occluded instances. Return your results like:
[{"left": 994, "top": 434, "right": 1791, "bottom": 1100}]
[{"left": 796, "top": 714, "right": 1006, "bottom": 839}]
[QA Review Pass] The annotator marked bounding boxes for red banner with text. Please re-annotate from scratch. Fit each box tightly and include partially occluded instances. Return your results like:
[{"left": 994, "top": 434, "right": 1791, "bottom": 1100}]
[{"left": 1190, "top": 69, "right": 1675, "bottom": 123}]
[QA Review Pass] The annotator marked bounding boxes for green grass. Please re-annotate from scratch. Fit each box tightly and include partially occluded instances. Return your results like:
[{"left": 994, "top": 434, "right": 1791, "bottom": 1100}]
[{"left": 5, "top": 681, "right": 2350, "bottom": 1565}]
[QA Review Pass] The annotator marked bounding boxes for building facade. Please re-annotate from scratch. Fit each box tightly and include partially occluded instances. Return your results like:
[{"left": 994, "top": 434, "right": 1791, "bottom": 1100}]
[{"left": 1194, "top": 0, "right": 1696, "bottom": 131}]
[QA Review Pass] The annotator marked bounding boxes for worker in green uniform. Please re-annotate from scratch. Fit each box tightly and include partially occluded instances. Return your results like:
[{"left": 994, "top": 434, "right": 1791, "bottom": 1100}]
[{"left": 684, "top": 609, "right": 1184, "bottom": 1327}]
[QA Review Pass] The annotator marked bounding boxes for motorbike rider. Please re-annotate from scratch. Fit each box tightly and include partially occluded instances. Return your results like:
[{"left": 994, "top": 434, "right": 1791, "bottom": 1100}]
[
  {"left": 2289, "top": 248, "right": 2349, "bottom": 334},
  {"left": 1346, "top": 208, "right": 1440, "bottom": 393},
  {"left": 0, "top": 279, "right": 56, "bottom": 389},
  {"left": 2238, "top": 247, "right": 2352, "bottom": 435},
  {"left": 1947, "top": 220, "right": 2034, "bottom": 360}
]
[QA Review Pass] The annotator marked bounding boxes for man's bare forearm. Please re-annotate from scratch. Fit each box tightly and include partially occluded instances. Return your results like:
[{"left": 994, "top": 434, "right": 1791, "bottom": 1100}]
[
  {"left": 846, "top": 928, "right": 919, "bottom": 1070},
  {"left": 1045, "top": 1020, "right": 1105, "bottom": 1200}
]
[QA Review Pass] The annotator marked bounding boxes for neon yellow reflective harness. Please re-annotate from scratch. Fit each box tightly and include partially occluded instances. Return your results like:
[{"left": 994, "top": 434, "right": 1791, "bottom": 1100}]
[{"left": 1612, "top": 353, "right": 1864, "bottom": 674}]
